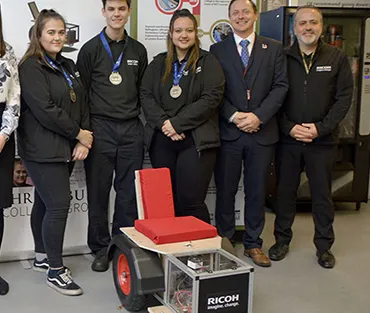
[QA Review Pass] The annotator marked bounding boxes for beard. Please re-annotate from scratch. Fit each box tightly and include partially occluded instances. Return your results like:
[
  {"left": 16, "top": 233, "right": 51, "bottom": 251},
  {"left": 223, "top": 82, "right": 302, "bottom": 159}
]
[{"left": 298, "top": 33, "right": 319, "bottom": 46}]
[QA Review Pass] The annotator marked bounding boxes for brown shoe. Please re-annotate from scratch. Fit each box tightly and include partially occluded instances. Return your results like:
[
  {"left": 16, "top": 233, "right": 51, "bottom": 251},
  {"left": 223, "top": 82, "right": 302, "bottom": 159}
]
[{"left": 244, "top": 248, "right": 271, "bottom": 267}]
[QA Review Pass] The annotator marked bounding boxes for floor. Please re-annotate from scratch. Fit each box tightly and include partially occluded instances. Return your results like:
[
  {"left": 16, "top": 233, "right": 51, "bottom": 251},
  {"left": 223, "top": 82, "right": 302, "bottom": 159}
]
[{"left": 1, "top": 202, "right": 369, "bottom": 313}]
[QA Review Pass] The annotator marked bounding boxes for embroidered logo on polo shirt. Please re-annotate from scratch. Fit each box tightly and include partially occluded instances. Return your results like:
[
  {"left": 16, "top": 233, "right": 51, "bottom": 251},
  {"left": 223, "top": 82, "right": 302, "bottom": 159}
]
[
  {"left": 75, "top": 71, "right": 80, "bottom": 78},
  {"left": 127, "top": 60, "right": 139, "bottom": 66},
  {"left": 183, "top": 70, "right": 189, "bottom": 76},
  {"left": 196, "top": 66, "right": 202, "bottom": 74},
  {"left": 316, "top": 66, "right": 332, "bottom": 72}
]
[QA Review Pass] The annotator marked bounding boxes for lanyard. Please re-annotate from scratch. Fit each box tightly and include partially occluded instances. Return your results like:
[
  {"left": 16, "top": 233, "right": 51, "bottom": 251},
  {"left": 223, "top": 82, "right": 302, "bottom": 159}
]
[
  {"left": 173, "top": 61, "right": 187, "bottom": 86},
  {"left": 301, "top": 51, "right": 315, "bottom": 74},
  {"left": 100, "top": 31, "right": 124, "bottom": 73},
  {"left": 45, "top": 56, "right": 73, "bottom": 89}
]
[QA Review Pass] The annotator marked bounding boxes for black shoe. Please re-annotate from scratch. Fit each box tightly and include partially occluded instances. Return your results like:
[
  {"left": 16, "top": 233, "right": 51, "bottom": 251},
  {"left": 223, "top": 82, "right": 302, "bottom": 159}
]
[
  {"left": 47, "top": 268, "right": 83, "bottom": 296},
  {"left": 91, "top": 253, "right": 109, "bottom": 272},
  {"left": 0, "top": 277, "right": 9, "bottom": 295},
  {"left": 317, "top": 250, "right": 335, "bottom": 269},
  {"left": 268, "top": 243, "right": 289, "bottom": 261},
  {"left": 33, "top": 258, "right": 49, "bottom": 272},
  {"left": 33, "top": 258, "right": 72, "bottom": 275}
]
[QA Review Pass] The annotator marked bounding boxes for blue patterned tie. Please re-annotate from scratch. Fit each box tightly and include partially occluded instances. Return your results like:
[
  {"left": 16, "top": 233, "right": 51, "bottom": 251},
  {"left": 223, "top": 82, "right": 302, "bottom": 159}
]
[{"left": 240, "top": 39, "right": 250, "bottom": 69}]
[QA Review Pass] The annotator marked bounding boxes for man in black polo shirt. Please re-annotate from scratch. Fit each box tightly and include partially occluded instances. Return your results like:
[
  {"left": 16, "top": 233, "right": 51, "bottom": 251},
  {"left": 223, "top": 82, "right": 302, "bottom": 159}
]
[{"left": 77, "top": 0, "right": 148, "bottom": 272}]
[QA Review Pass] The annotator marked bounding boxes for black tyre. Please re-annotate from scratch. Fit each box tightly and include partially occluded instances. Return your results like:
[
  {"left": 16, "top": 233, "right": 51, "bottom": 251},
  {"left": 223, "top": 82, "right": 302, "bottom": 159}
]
[{"left": 112, "top": 248, "right": 146, "bottom": 312}]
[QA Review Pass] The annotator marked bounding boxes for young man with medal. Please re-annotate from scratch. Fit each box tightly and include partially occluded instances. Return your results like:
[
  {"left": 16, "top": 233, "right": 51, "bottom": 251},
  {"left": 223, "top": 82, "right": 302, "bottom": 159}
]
[
  {"left": 140, "top": 9, "right": 225, "bottom": 224},
  {"left": 268, "top": 6, "right": 353, "bottom": 269},
  {"left": 210, "top": 0, "right": 288, "bottom": 267},
  {"left": 77, "top": 0, "right": 148, "bottom": 272},
  {"left": 18, "top": 9, "right": 92, "bottom": 296}
]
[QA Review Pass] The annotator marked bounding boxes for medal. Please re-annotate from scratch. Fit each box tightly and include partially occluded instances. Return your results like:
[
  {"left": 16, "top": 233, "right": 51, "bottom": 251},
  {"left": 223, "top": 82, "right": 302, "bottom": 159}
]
[
  {"left": 170, "top": 60, "right": 187, "bottom": 99},
  {"left": 109, "top": 72, "right": 122, "bottom": 85},
  {"left": 45, "top": 56, "right": 77, "bottom": 103},
  {"left": 170, "top": 85, "right": 182, "bottom": 99},
  {"left": 70, "top": 89, "right": 77, "bottom": 102},
  {"left": 100, "top": 31, "right": 125, "bottom": 85}
]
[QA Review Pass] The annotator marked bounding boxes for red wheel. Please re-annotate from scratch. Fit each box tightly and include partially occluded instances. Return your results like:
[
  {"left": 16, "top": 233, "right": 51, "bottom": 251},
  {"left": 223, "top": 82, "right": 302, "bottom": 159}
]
[
  {"left": 112, "top": 248, "right": 146, "bottom": 312},
  {"left": 117, "top": 253, "right": 131, "bottom": 295}
]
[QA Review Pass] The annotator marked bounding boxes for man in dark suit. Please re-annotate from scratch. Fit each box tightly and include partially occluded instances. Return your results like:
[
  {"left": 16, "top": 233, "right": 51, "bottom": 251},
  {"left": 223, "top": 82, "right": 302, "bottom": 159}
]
[{"left": 210, "top": 0, "right": 288, "bottom": 267}]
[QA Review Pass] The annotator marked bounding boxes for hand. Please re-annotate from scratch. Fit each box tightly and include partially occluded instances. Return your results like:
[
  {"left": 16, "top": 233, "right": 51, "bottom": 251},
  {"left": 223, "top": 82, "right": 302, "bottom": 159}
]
[
  {"left": 161, "top": 120, "right": 177, "bottom": 137},
  {"left": 0, "top": 134, "right": 6, "bottom": 153},
  {"left": 232, "top": 112, "right": 248, "bottom": 125},
  {"left": 235, "top": 113, "right": 261, "bottom": 133},
  {"left": 170, "top": 133, "right": 186, "bottom": 141},
  {"left": 302, "top": 123, "right": 318, "bottom": 140},
  {"left": 289, "top": 124, "right": 314, "bottom": 142},
  {"left": 76, "top": 129, "right": 93, "bottom": 149},
  {"left": 72, "top": 142, "right": 89, "bottom": 161}
]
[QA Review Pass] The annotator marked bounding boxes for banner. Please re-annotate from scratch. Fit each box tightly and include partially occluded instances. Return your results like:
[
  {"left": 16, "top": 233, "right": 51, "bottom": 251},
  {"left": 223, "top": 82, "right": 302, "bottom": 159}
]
[
  {"left": 0, "top": 0, "right": 107, "bottom": 261},
  {"left": 297, "top": 0, "right": 370, "bottom": 8}
]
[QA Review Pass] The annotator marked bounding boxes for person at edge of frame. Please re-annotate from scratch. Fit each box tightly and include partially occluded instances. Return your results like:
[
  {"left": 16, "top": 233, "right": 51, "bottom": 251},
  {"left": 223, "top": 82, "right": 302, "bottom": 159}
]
[
  {"left": 0, "top": 7, "right": 21, "bottom": 296},
  {"left": 18, "top": 9, "right": 92, "bottom": 296},
  {"left": 77, "top": 0, "right": 148, "bottom": 272},
  {"left": 268, "top": 5, "right": 353, "bottom": 269},
  {"left": 140, "top": 9, "right": 225, "bottom": 224},
  {"left": 210, "top": 0, "right": 288, "bottom": 267}
]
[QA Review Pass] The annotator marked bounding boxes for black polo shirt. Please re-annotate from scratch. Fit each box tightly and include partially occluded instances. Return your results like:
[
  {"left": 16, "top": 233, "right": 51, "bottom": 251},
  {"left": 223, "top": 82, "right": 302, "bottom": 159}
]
[{"left": 77, "top": 28, "right": 148, "bottom": 121}]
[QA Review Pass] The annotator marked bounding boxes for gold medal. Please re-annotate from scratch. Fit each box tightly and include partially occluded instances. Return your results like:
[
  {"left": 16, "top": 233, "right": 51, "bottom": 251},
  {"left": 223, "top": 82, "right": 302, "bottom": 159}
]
[
  {"left": 70, "top": 89, "right": 77, "bottom": 103},
  {"left": 170, "top": 85, "right": 182, "bottom": 99},
  {"left": 109, "top": 72, "right": 122, "bottom": 85}
]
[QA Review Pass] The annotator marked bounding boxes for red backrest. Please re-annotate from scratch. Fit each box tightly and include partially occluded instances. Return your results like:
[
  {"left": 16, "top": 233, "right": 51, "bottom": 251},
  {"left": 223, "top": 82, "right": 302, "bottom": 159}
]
[{"left": 138, "top": 168, "right": 175, "bottom": 219}]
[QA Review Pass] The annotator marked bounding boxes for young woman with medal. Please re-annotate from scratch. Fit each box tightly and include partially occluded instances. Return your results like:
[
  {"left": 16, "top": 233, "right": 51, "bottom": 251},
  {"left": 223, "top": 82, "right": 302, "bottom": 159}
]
[
  {"left": 141, "top": 9, "right": 225, "bottom": 223},
  {"left": 0, "top": 9, "right": 21, "bottom": 296},
  {"left": 18, "top": 9, "right": 92, "bottom": 296}
]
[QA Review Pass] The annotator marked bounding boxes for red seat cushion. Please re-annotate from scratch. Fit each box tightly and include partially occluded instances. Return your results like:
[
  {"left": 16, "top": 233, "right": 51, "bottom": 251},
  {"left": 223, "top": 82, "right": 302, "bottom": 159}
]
[
  {"left": 135, "top": 216, "right": 217, "bottom": 244},
  {"left": 139, "top": 168, "right": 175, "bottom": 219}
]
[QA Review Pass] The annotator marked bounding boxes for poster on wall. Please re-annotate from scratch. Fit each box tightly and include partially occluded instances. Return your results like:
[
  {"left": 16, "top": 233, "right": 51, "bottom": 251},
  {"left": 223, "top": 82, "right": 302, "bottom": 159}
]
[
  {"left": 297, "top": 0, "right": 370, "bottom": 8},
  {"left": 0, "top": 0, "right": 108, "bottom": 261},
  {"left": 137, "top": 0, "right": 238, "bottom": 61},
  {"left": 1, "top": 0, "right": 107, "bottom": 62}
]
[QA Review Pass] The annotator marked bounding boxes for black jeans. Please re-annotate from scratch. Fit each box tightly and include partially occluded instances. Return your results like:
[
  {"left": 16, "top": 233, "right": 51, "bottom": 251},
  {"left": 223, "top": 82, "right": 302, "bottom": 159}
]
[
  {"left": 273, "top": 143, "right": 336, "bottom": 253},
  {"left": 149, "top": 131, "right": 216, "bottom": 224},
  {"left": 24, "top": 160, "right": 74, "bottom": 268},
  {"left": 85, "top": 117, "right": 144, "bottom": 255}
]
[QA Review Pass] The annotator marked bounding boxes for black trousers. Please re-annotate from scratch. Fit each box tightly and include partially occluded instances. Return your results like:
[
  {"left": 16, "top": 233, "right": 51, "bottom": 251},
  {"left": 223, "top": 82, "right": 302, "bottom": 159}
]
[
  {"left": 273, "top": 142, "right": 336, "bottom": 253},
  {"left": 85, "top": 117, "right": 144, "bottom": 255},
  {"left": 24, "top": 160, "right": 74, "bottom": 268},
  {"left": 215, "top": 134, "right": 274, "bottom": 249},
  {"left": 149, "top": 131, "right": 216, "bottom": 223},
  {"left": 0, "top": 134, "right": 15, "bottom": 249}
]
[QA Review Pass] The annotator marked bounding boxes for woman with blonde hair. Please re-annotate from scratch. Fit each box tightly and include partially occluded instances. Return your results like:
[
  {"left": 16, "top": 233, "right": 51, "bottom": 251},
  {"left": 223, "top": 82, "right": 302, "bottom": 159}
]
[{"left": 18, "top": 9, "right": 92, "bottom": 296}]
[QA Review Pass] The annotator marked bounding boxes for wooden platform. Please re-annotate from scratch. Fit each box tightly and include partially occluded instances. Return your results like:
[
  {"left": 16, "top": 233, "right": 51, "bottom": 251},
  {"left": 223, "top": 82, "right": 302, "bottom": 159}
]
[
  {"left": 120, "top": 227, "right": 221, "bottom": 255},
  {"left": 147, "top": 305, "right": 172, "bottom": 313}
]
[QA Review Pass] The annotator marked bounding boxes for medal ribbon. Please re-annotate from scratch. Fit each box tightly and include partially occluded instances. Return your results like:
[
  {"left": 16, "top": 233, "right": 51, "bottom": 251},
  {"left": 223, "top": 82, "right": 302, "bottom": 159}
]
[
  {"left": 45, "top": 56, "right": 74, "bottom": 89},
  {"left": 301, "top": 51, "right": 315, "bottom": 75},
  {"left": 100, "top": 31, "right": 124, "bottom": 73},
  {"left": 173, "top": 60, "right": 188, "bottom": 86}
]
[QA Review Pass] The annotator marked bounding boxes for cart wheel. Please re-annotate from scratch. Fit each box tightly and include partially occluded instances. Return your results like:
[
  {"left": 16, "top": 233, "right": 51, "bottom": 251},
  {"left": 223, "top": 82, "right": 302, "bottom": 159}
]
[{"left": 112, "top": 248, "right": 146, "bottom": 312}]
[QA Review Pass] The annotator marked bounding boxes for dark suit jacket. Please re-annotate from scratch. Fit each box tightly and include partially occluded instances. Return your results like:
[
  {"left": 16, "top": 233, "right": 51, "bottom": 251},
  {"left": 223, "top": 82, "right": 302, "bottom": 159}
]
[{"left": 210, "top": 33, "right": 288, "bottom": 145}]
